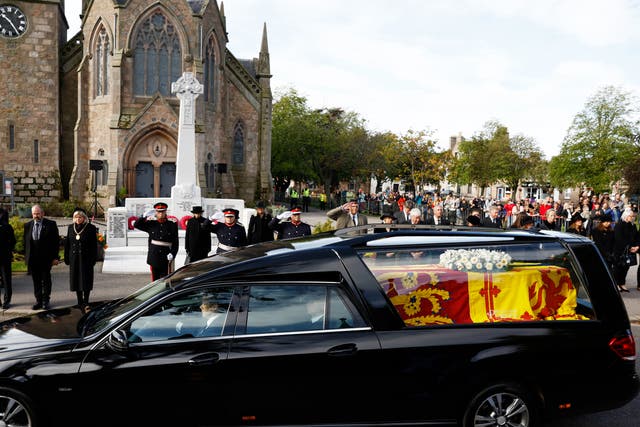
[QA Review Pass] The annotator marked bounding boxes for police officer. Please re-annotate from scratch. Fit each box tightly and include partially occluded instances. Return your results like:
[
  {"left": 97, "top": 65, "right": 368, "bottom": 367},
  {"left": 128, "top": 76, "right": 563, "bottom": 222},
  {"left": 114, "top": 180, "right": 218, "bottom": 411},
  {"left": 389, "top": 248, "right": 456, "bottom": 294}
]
[
  {"left": 134, "top": 202, "right": 179, "bottom": 280},
  {"left": 185, "top": 206, "right": 212, "bottom": 263},
  {"left": 302, "top": 187, "right": 311, "bottom": 212},
  {"left": 207, "top": 208, "right": 248, "bottom": 254},
  {"left": 269, "top": 206, "right": 312, "bottom": 239}
]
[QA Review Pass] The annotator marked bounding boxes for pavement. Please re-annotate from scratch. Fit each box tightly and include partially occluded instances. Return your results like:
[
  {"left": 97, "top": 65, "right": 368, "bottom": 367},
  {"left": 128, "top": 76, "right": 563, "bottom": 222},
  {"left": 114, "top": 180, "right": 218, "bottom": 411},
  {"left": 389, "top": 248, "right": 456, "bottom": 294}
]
[{"left": 3, "top": 208, "right": 640, "bottom": 324}]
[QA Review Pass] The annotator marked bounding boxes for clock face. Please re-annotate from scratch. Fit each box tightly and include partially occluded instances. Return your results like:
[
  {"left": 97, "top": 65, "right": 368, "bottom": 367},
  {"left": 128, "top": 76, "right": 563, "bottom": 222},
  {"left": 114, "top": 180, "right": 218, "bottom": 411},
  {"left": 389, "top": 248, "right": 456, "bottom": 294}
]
[{"left": 0, "top": 4, "right": 27, "bottom": 38}]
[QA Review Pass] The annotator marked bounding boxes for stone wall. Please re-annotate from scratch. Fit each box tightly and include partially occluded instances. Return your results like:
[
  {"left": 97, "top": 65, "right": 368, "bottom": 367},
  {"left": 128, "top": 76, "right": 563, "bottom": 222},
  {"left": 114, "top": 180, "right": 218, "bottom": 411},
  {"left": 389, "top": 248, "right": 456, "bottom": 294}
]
[{"left": 0, "top": 1, "right": 63, "bottom": 205}]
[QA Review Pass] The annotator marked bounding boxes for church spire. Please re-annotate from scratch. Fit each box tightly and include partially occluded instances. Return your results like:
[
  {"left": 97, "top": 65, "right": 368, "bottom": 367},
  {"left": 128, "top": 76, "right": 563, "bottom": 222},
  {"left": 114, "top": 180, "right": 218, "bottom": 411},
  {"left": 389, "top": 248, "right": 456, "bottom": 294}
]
[
  {"left": 220, "top": 1, "right": 226, "bottom": 31},
  {"left": 257, "top": 22, "right": 271, "bottom": 77}
]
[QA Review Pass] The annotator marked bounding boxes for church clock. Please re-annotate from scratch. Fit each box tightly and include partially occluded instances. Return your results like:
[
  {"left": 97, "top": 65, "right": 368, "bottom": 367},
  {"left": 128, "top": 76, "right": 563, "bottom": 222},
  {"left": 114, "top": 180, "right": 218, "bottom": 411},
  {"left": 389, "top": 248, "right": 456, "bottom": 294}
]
[{"left": 0, "top": 4, "right": 27, "bottom": 38}]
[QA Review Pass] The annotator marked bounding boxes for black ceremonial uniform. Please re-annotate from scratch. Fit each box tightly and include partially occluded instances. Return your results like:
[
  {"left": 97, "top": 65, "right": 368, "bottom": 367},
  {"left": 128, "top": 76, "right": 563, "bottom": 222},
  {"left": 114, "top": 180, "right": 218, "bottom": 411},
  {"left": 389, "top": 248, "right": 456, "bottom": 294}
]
[
  {"left": 208, "top": 222, "right": 248, "bottom": 254},
  {"left": 269, "top": 217, "right": 312, "bottom": 240},
  {"left": 134, "top": 216, "right": 179, "bottom": 279}
]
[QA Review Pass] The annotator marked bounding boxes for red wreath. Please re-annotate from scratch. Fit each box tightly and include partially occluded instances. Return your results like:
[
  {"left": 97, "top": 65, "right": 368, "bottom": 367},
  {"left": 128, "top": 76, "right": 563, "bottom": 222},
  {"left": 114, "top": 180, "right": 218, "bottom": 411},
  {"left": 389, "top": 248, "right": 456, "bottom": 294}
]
[
  {"left": 179, "top": 215, "right": 191, "bottom": 230},
  {"left": 128, "top": 216, "right": 138, "bottom": 230}
]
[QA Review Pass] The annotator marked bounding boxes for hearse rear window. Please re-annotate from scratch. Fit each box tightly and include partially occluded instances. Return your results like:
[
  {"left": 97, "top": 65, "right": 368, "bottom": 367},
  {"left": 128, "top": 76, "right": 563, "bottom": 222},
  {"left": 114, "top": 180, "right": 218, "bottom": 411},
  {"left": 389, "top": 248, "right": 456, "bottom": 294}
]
[{"left": 358, "top": 242, "right": 594, "bottom": 326}]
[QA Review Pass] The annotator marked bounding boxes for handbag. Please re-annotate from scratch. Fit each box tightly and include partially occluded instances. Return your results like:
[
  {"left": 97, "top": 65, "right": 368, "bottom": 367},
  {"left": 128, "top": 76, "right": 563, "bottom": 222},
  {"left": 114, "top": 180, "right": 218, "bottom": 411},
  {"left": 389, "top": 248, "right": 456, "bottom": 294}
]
[{"left": 619, "top": 245, "right": 638, "bottom": 267}]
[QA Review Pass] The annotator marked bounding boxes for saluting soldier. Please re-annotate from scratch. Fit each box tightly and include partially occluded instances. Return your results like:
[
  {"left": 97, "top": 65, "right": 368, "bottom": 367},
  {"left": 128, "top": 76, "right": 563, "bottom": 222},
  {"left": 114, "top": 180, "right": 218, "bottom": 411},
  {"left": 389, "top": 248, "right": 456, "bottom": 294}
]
[
  {"left": 134, "top": 202, "right": 179, "bottom": 280},
  {"left": 269, "top": 206, "right": 312, "bottom": 240},
  {"left": 207, "top": 208, "right": 248, "bottom": 254}
]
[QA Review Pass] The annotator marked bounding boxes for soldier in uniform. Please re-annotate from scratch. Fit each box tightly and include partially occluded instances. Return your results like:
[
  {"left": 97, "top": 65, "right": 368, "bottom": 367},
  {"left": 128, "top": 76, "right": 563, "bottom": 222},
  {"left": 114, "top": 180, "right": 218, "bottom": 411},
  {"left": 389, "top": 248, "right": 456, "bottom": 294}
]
[
  {"left": 207, "top": 208, "right": 248, "bottom": 254},
  {"left": 134, "top": 202, "right": 179, "bottom": 280},
  {"left": 269, "top": 206, "right": 312, "bottom": 240},
  {"left": 185, "top": 206, "right": 212, "bottom": 263}
]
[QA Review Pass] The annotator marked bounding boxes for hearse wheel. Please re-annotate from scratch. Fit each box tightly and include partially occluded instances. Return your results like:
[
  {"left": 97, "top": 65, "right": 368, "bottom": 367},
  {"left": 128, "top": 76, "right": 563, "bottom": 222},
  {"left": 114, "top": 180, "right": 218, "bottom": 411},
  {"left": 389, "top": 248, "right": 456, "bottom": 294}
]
[
  {"left": 0, "top": 387, "right": 36, "bottom": 427},
  {"left": 463, "top": 382, "right": 538, "bottom": 427}
]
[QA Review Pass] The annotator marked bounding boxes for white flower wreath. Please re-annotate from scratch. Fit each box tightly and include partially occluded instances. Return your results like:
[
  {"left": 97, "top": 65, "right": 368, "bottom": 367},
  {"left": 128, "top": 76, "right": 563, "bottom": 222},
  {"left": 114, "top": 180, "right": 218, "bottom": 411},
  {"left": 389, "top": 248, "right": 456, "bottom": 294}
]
[{"left": 439, "top": 248, "right": 512, "bottom": 272}]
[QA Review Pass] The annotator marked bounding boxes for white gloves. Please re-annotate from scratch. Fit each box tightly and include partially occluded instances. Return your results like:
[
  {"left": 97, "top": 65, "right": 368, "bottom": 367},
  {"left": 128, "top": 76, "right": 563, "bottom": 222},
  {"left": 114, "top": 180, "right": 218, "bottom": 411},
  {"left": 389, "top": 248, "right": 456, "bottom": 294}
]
[
  {"left": 209, "top": 211, "right": 224, "bottom": 222},
  {"left": 143, "top": 209, "right": 155, "bottom": 219},
  {"left": 277, "top": 211, "right": 292, "bottom": 220},
  {"left": 167, "top": 253, "right": 174, "bottom": 261}
]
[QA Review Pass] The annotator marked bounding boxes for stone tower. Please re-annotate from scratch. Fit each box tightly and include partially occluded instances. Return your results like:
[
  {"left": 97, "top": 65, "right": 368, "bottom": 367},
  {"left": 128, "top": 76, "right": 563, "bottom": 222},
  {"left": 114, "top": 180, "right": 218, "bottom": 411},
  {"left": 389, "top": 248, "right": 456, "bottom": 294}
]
[{"left": 0, "top": 0, "right": 67, "bottom": 206}]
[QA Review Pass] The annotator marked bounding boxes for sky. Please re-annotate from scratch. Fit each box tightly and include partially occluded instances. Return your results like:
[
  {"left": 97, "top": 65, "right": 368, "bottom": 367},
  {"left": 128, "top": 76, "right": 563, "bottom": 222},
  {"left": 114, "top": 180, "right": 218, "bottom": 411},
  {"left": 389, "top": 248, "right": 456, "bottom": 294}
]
[{"left": 65, "top": 0, "right": 640, "bottom": 159}]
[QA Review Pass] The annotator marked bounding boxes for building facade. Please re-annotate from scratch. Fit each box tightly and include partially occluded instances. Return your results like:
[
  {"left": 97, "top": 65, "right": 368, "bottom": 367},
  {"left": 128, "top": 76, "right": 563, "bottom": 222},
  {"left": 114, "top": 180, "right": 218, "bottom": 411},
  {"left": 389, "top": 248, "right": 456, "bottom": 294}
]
[{"left": 1, "top": 0, "right": 273, "bottom": 212}]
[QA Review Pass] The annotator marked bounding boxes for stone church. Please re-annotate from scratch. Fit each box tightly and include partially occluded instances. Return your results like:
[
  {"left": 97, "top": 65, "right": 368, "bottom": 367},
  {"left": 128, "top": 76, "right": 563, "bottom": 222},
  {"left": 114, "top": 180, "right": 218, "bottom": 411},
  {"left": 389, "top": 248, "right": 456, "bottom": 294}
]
[{"left": 0, "top": 0, "right": 273, "bottom": 212}]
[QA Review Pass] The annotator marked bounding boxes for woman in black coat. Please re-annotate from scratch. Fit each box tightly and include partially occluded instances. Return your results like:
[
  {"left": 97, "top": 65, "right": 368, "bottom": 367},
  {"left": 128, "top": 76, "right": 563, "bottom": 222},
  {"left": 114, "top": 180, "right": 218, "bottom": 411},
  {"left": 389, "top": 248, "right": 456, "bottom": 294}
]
[
  {"left": 64, "top": 208, "right": 97, "bottom": 309},
  {"left": 591, "top": 214, "right": 619, "bottom": 290},
  {"left": 613, "top": 210, "right": 639, "bottom": 292}
]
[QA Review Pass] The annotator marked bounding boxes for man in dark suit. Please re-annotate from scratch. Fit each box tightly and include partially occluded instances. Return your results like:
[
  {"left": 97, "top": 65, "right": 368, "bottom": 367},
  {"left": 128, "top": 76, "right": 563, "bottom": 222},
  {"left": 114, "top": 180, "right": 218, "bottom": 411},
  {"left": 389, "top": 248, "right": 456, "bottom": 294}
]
[
  {"left": 394, "top": 200, "right": 414, "bottom": 224},
  {"left": 24, "top": 204, "right": 60, "bottom": 310},
  {"left": 247, "top": 201, "right": 274, "bottom": 244},
  {"left": 184, "top": 206, "right": 211, "bottom": 263},
  {"left": 0, "top": 208, "right": 16, "bottom": 309},
  {"left": 482, "top": 205, "right": 503, "bottom": 228},
  {"left": 425, "top": 205, "right": 450, "bottom": 225}
]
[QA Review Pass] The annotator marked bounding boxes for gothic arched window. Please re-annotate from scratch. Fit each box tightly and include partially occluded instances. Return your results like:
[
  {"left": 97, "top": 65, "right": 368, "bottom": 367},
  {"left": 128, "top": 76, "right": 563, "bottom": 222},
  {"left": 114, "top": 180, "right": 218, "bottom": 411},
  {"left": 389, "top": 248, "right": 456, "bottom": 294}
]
[
  {"left": 232, "top": 123, "right": 244, "bottom": 165},
  {"left": 133, "top": 11, "right": 182, "bottom": 96},
  {"left": 205, "top": 153, "right": 215, "bottom": 190},
  {"left": 95, "top": 26, "right": 110, "bottom": 97},
  {"left": 204, "top": 36, "right": 216, "bottom": 103}
]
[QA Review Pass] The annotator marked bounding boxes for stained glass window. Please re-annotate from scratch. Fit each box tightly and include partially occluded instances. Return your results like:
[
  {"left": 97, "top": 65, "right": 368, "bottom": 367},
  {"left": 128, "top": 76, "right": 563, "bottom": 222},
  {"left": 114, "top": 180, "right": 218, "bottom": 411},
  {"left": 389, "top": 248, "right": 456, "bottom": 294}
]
[
  {"left": 204, "top": 36, "right": 216, "bottom": 103},
  {"left": 232, "top": 123, "right": 244, "bottom": 165},
  {"left": 133, "top": 11, "right": 182, "bottom": 96}
]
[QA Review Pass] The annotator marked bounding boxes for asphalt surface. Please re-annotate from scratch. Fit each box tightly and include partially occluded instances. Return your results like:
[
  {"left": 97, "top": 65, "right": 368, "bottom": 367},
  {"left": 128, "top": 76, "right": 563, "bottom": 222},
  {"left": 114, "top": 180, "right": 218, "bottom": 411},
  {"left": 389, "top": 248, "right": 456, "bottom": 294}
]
[{"left": 4, "top": 209, "right": 640, "bottom": 324}]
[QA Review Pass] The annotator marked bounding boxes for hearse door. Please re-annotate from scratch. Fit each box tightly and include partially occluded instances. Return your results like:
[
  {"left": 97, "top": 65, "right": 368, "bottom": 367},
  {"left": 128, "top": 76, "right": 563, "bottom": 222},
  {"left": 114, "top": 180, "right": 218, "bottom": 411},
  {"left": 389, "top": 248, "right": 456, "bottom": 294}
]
[{"left": 225, "top": 283, "right": 382, "bottom": 426}]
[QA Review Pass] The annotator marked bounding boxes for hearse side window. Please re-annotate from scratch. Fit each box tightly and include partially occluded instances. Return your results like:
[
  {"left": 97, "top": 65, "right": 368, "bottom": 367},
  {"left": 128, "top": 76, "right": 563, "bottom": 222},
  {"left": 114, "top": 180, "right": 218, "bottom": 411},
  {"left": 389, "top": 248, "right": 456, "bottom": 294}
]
[
  {"left": 358, "top": 242, "right": 595, "bottom": 326},
  {"left": 244, "top": 285, "right": 362, "bottom": 334},
  {"left": 127, "top": 287, "right": 234, "bottom": 343}
]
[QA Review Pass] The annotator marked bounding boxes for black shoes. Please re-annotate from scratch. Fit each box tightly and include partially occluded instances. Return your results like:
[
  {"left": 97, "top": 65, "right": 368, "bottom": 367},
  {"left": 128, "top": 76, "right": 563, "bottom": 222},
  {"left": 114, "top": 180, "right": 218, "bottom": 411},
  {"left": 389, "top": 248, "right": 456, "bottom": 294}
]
[
  {"left": 2, "top": 302, "right": 10, "bottom": 310},
  {"left": 32, "top": 302, "right": 50, "bottom": 310},
  {"left": 32, "top": 303, "right": 42, "bottom": 310},
  {"left": 42, "top": 302, "right": 50, "bottom": 310}
]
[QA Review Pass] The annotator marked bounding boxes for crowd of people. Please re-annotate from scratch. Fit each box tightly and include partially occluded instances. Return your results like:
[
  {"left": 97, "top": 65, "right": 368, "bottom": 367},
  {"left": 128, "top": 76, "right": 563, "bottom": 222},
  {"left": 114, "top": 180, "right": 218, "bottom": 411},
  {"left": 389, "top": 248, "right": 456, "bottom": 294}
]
[{"left": 2, "top": 190, "right": 639, "bottom": 312}]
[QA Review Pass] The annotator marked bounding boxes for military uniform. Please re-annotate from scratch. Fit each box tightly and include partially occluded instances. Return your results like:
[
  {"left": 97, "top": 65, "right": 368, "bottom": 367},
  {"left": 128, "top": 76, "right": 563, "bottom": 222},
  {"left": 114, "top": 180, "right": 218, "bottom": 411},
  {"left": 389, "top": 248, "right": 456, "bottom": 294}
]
[
  {"left": 269, "top": 207, "right": 312, "bottom": 240},
  {"left": 207, "top": 209, "right": 248, "bottom": 254},
  {"left": 134, "top": 203, "right": 179, "bottom": 280}
]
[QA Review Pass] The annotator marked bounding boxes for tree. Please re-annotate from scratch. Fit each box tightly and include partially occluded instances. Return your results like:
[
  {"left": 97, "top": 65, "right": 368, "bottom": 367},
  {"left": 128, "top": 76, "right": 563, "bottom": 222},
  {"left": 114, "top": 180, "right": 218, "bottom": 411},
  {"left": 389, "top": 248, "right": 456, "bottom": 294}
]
[
  {"left": 549, "top": 86, "right": 638, "bottom": 193},
  {"left": 272, "top": 88, "right": 384, "bottom": 195},
  {"left": 498, "top": 133, "right": 546, "bottom": 195},
  {"left": 450, "top": 121, "right": 506, "bottom": 195}
]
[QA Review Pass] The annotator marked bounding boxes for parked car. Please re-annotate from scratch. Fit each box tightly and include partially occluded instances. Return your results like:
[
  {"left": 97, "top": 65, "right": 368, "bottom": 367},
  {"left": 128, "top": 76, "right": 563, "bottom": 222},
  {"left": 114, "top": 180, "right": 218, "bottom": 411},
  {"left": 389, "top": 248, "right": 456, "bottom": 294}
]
[{"left": 0, "top": 225, "right": 637, "bottom": 426}]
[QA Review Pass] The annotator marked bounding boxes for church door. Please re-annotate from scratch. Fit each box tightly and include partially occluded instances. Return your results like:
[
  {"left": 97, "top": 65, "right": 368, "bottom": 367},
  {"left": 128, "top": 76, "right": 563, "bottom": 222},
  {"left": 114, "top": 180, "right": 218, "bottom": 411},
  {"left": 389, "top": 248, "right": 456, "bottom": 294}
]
[
  {"left": 159, "top": 163, "right": 176, "bottom": 197},
  {"left": 125, "top": 132, "right": 177, "bottom": 199},
  {"left": 135, "top": 162, "right": 154, "bottom": 197}
]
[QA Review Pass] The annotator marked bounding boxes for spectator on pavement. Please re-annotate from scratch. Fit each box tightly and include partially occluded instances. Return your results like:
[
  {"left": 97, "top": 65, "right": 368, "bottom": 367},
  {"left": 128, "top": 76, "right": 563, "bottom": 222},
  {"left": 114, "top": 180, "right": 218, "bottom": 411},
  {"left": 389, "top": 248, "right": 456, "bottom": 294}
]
[
  {"left": 0, "top": 208, "right": 16, "bottom": 309},
  {"left": 24, "top": 204, "right": 60, "bottom": 310},
  {"left": 327, "top": 200, "right": 368, "bottom": 229},
  {"left": 63, "top": 208, "right": 97, "bottom": 311}
]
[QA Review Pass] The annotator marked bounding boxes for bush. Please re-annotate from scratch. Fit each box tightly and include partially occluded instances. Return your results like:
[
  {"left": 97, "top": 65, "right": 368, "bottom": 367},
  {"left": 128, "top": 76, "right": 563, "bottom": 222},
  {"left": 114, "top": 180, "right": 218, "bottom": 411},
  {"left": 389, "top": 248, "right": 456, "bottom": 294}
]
[
  {"left": 312, "top": 219, "right": 335, "bottom": 234},
  {"left": 9, "top": 215, "right": 26, "bottom": 254}
]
